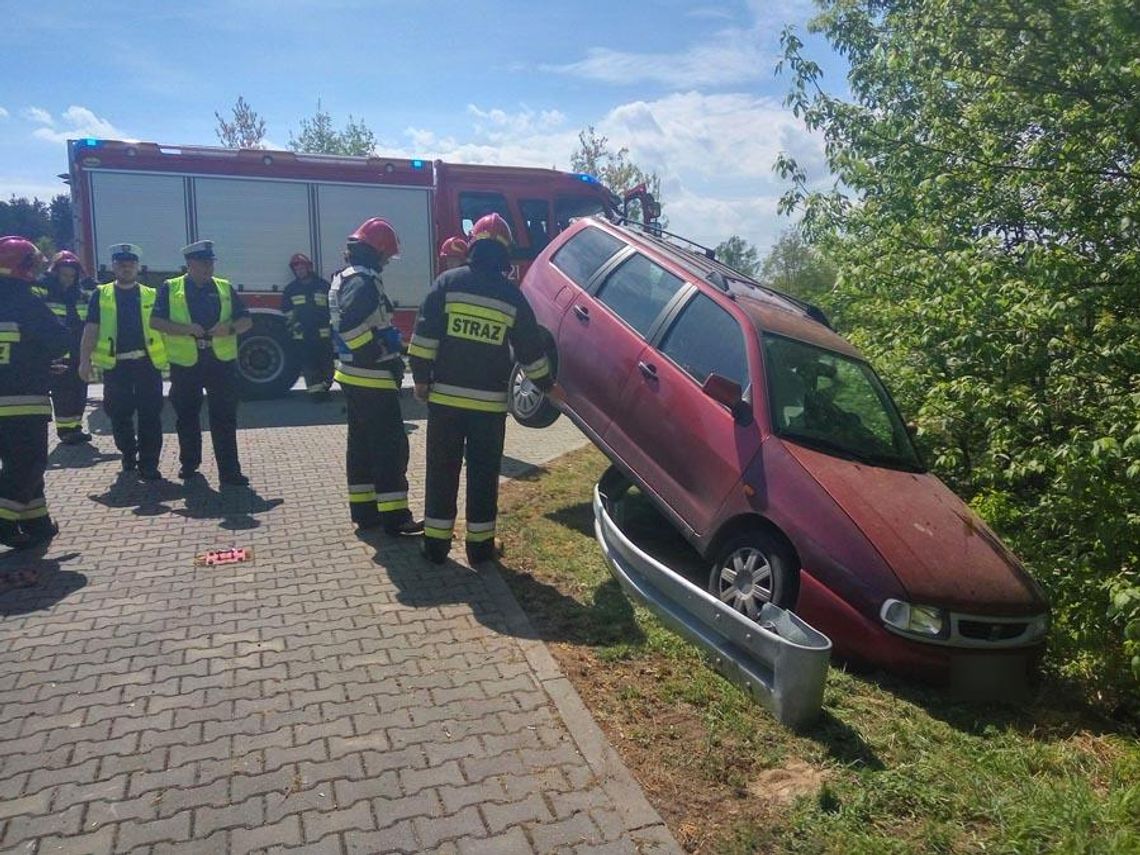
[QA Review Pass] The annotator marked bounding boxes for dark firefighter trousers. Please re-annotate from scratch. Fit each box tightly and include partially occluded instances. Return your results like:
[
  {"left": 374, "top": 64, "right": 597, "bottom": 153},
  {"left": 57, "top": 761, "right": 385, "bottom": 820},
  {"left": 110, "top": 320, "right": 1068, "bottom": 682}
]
[
  {"left": 0, "top": 415, "right": 53, "bottom": 542},
  {"left": 169, "top": 356, "right": 241, "bottom": 478},
  {"left": 423, "top": 404, "right": 506, "bottom": 555},
  {"left": 49, "top": 351, "right": 88, "bottom": 436},
  {"left": 344, "top": 385, "right": 412, "bottom": 528},
  {"left": 298, "top": 334, "right": 335, "bottom": 394},
  {"left": 103, "top": 359, "right": 164, "bottom": 470}
]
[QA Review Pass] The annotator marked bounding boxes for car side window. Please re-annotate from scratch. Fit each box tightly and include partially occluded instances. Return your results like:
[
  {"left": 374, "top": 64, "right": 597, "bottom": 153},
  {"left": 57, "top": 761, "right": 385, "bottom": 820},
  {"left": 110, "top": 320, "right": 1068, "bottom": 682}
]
[
  {"left": 551, "top": 227, "right": 625, "bottom": 288},
  {"left": 658, "top": 293, "right": 749, "bottom": 388},
  {"left": 595, "top": 253, "right": 685, "bottom": 338}
]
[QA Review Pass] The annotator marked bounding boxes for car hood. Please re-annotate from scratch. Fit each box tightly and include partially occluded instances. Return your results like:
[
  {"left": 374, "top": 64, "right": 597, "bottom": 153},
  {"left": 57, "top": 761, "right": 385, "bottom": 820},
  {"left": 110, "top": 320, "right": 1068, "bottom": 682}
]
[{"left": 783, "top": 441, "right": 1045, "bottom": 614}]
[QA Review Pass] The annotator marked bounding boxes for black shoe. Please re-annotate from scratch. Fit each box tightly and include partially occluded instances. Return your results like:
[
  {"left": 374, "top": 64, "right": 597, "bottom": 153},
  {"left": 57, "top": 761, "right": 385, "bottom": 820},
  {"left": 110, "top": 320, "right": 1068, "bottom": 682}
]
[
  {"left": 0, "top": 529, "right": 29, "bottom": 549},
  {"left": 178, "top": 466, "right": 198, "bottom": 480},
  {"left": 420, "top": 539, "right": 448, "bottom": 565},
  {"left": 138, "top": 467, "right": 162, "bottom": 481},
  {"left": 18, "top": 521, "right": 59, "bottom": 550},
  {"left": 219, "top": 472, "right": 250, "bottom": 487},
  {"left": 122, "top": 457, "right": 137, "bottom": 472},
  {"left": 384, "top": 518, "right": 424, "bottom": 537},
  {"left": 465, "top": 541, "right": 498, "bottom": 565},
  {"left": 354, "top": 518, "right": 384, "bottom": 534},
  {"left": 59, "top": 430, "right": 92, "bottom": 445}
]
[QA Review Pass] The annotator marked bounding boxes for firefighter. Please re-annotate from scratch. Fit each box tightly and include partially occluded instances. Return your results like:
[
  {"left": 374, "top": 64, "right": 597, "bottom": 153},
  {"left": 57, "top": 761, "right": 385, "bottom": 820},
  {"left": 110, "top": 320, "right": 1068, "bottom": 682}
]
[
  {"left": 280, "top": 252, "right": 334, "bottom": 401},
  {"left": 437, "top": 236, "right": 468, "bottom": 273},
  {"left": 409, "top": 213, "right": 557, "bottom": 565},
  {"left": 329, "top": 218, "right": 421, "bottom": 536},
  {"left": 77, "top": 244, "right": 168, "bottom": 480},
  {"left": 150, "top": 240, "right": 253, "bottom": 485},
  {"left": 39, "top": 251, "right": 95, "bottom": 443},
  {"left": 0, "top": 237, "right": 70, "bottom": 549}
]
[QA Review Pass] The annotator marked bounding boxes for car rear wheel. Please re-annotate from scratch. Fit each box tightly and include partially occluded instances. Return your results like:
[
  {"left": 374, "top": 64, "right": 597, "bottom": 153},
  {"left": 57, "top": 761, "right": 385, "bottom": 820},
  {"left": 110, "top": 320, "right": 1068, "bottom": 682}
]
[
  {"left": 508, "top": 362, "right": 561, "bottom": 428},
  {"left": 708, "top": 530, "right": 799, "bottom": 617}
]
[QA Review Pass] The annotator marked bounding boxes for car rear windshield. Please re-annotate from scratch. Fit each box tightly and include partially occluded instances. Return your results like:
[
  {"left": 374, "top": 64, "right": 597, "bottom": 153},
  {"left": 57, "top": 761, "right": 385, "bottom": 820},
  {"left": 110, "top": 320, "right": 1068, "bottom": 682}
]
[
  {"left": 763, "top": 335, "right": 924, "bottom": 472},
  {"left": 551, "top": 226, "right": 625, "bottom": 287}
]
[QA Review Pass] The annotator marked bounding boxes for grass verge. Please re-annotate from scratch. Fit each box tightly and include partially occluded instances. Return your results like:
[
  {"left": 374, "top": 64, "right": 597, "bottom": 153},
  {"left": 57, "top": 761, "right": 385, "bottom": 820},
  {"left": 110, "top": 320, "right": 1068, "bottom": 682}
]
[{"left": 496, "top": 445, "right": 1140, "bottom": 854}]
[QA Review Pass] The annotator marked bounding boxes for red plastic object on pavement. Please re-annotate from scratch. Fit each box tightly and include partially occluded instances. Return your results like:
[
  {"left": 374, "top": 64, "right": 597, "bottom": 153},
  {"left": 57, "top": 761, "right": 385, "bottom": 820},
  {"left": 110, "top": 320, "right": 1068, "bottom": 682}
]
[{"left": 195, "top": 548, "right": 253, "bottom": 567}]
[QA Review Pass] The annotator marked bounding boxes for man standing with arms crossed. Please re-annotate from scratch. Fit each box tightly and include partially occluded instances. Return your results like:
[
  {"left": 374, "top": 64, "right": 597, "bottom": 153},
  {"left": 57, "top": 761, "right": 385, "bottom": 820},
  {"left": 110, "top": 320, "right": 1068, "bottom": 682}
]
[
  {"left": 150, "top": 240, "right": 253, "bottom": 486},
  {"left": 78, "top": 244, "right": 168, "bottom": 480}
]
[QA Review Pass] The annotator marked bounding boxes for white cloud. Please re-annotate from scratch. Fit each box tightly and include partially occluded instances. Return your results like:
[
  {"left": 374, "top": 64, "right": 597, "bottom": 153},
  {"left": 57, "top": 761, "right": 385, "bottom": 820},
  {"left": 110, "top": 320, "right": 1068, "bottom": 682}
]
[
  {"left": 0, "top": 107, "right": 9, "bottom": 119},
  {"left": 397, "top": 95, "right": 825, "bottom": 253},
  {"left": 541, "top": 32, "right": 768, "bottom": 88},
  {"left": 31, "top": 106, "right": 124, "bottom": 144},
  {"left": 23, "top": 106, "right": 53, "bottom": 125}
]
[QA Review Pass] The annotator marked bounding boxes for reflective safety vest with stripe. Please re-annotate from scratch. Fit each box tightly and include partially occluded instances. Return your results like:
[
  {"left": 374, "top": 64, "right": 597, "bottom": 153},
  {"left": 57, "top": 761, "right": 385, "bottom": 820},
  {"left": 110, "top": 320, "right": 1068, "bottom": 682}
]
[
  {"left": 163, "top": 276, "right": 238, "bottom": 366},
  {"left": 91, "top": 284, "right": 169, "bottom": 370}
]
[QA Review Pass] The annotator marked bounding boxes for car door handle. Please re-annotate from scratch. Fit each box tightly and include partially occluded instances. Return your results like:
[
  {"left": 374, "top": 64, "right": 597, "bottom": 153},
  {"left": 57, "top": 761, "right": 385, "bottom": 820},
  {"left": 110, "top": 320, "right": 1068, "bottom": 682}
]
[
  {"left": 638, "top": 361, "right": 658, "bottom": 379},
  {"left": 573, "top": 305, "right": 590, "bottom": 321}
]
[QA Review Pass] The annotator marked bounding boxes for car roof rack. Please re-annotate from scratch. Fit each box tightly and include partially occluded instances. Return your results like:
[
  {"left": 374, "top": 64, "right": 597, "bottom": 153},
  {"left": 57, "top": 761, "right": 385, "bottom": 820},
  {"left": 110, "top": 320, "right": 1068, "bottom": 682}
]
[{"left": 610, "top": 215, "right": 833, "bottom": 330}]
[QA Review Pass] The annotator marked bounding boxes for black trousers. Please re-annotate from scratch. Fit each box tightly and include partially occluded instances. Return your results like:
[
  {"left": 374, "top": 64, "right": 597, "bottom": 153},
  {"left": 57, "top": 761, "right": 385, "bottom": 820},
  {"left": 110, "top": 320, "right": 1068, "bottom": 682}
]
[
  {"left": 0, "top": 415, "right": 52, "bottom": 540},
  {"left": 103, "top": 359, "right": 164, "bottom": 469},
  {"left": 49, "top": 355, "right": 88, "bottom": 435},
  {"left": 169, "top": 357, "right": 241, "bottom": 477},
  {"left": 423, "top": 405, "right": 506, "bottom": 552},
  {"left": 299, "top": 335, "right": 334, "bottom": 393},
  {"left": 343, "top": 385, "right": 411, "bottom": 527}
]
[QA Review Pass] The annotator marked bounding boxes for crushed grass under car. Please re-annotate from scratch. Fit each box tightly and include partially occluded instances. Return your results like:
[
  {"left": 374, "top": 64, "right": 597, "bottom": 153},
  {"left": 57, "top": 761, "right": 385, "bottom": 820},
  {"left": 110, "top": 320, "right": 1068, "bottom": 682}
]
[{"left": 495, "top": 445, "right": 1140, "bottom": 854}]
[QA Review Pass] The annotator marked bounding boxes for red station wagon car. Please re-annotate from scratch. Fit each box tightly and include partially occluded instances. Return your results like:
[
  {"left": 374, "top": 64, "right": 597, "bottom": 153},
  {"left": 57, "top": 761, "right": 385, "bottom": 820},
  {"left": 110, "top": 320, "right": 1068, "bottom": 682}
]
[{"left": 509, "top": 218, "right": 1049, "bottom": 681}]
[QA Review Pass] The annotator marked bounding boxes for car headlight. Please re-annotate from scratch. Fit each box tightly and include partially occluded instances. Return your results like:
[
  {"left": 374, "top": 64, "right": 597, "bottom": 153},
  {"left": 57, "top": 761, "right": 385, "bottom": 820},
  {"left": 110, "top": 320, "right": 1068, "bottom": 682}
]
[{"left": 881, "top": 599, "right": 949, "bottom": 639}]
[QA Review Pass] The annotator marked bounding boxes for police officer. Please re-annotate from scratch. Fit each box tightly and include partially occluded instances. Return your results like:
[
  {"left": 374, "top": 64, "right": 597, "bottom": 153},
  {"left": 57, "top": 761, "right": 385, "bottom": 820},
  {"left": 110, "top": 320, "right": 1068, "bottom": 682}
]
[
  {"left": 0, "top": 237, "right": 70, "bottom": 549},
  {"left": 329, "top": 218, "right": 421, "bottom": 535},
  {"left": 437, "top": 236, "right": 468, "bottom": 273},
  {"left": 78, "top": 244, "right": 168, "bottom": 480},
  {"left": 39, "top": 251, "right": 95, "bottom": 443},
  {"left": 409, "top": 214, "right": 556, "bottom": 564},
  {"left": 150, "top": 240, "right": 253, "bottom": 485},
  {"left": 280, "top": 252, "right": 334, "bottom": 401}
]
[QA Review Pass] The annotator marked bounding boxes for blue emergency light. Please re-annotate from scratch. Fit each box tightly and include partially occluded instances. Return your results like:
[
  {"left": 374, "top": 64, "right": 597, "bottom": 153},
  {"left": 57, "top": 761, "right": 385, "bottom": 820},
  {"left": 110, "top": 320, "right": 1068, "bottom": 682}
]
[
  {"left": 80, "top": 138, "right": 100, "bottom": 147},
  {"left": 576, "top": 173, "right": 599, "bottom": 184},
  {"left": 412, "top": 159, "right": 424, "bottom": 169}
]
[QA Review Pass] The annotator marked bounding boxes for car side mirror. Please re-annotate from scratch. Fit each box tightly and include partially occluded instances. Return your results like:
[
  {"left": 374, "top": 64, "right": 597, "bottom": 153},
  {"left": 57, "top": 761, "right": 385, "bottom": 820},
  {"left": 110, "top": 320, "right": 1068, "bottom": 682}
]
[{"left": 703, "top": 373, "right": 752, "bottom": 424}]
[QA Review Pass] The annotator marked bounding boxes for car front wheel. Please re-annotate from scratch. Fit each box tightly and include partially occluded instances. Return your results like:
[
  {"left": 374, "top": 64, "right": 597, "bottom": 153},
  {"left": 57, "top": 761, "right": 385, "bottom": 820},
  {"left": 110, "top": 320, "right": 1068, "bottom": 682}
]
[
  {"left": 708, "top": 530, "right": 799, "bottom": 618},
  {"left": 508, "top": 362, "right": 561, "bottom": 429}
]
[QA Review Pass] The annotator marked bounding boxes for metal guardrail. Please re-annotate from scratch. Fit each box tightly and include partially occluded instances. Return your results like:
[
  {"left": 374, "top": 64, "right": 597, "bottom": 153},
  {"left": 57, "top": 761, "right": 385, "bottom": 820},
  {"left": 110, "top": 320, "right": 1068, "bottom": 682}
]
[{"left": 592, "top": 469, "right": 832, "bottom": 729}]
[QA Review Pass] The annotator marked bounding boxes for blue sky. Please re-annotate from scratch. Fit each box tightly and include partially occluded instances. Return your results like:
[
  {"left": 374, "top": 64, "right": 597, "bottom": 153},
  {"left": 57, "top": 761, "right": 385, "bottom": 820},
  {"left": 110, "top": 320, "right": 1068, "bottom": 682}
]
[{"left": 1, "top": 0, "right": 845, "bottom": 253}]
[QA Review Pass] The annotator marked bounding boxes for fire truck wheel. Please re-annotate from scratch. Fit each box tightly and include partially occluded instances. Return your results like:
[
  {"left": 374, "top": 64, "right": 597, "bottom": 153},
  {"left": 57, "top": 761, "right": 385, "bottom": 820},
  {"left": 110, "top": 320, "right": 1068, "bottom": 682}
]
[{"left": 237, "top": 314, "right": 301, "bottom": 400}]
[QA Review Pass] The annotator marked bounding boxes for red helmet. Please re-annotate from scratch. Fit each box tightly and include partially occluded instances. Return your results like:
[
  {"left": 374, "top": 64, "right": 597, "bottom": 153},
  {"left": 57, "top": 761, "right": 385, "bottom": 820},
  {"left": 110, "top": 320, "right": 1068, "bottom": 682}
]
[
  {"left": 289, "top": 252, "right": 313, "bottom": 270},
  {"left": 348, "top": 218, "right": 400, "bottom": 260},
  {"left": 0, "top": 236, "right": 41, "bottom": 282},
  {"left": 50, "top": 250, "right": 84, "bottom": 275},
  {"left": 438, "top": 236, "right": 468, "bottom": 261},
  {"left": 468, "top": 213, "right": 513, "bottom": 248}
]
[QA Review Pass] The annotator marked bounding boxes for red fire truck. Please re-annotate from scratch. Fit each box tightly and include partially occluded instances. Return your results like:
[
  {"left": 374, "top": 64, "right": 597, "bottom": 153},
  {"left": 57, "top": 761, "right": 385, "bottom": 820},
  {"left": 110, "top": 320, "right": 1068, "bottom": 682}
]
[{"left": 67, "top": 138, "right": 618, "bottom": 397}]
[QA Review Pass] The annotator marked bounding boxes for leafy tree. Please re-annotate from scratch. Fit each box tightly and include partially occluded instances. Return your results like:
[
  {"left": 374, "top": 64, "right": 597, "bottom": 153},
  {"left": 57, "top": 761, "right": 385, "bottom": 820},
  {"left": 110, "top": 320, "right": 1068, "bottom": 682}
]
[
  {"left": 214, "top": 95, "right": 267, "bottom": 149},
  {"left": 758, "top": 228, "right": 836, "bottom": 304},
  {"left": 570, "top": 126, "right": 664, "bottom": 223},
  {"left": 777, "top": 0, "right": 1140, "bottom": 694},
  {"left": 714, "top": 235, "right": 760, "bottom": 277},
  {"left": 49, "top": 194, "right": 73, "bottom": 250},
  {"left": 0, "top": 196, "right": 51, "bottom": 242},
  {"left": 290, "top": 100, "right": 377, "bottom": 156}
]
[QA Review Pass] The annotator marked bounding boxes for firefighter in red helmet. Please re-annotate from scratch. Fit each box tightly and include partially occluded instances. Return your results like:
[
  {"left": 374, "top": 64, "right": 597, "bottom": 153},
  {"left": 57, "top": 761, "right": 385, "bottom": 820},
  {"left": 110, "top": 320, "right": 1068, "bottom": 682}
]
[
  {"left": 39, "top": 250, "right": 96, "bottom": 443},
  {"left": 437, "top": 236, "right": 468, "bottom": 273},
  {"left": 280, "top": 252, "right": 334, "bottom": 401},
  {"left": 328, "top": 218, "right": 422, "bottom": 535},
  {"left": 0, "top": 236, "right": 70, "bottom": 549},
  {"left": 409, "top": 213, "right": 557, "bottom": 565}
]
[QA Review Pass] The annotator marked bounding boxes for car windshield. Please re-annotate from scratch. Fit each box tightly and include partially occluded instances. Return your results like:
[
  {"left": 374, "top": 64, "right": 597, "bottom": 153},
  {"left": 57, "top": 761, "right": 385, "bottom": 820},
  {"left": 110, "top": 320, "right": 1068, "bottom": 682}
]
[{"left": 763, "top": 334, "right": 925, "bottom": 472}]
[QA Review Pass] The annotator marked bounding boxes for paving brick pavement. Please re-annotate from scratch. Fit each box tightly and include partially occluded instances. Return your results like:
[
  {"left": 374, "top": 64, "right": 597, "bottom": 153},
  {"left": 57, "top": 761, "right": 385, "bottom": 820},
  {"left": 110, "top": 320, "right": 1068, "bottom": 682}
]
[{"left": 0, "top": 392, "right": 680, "bottom": 855}]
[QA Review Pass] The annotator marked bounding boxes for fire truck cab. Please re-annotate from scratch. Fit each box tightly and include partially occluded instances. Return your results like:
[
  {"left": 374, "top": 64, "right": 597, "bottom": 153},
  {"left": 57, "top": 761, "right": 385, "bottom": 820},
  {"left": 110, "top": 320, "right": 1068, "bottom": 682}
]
[{"left": 67, "top": 138, "right": 617, "bottom": 398}]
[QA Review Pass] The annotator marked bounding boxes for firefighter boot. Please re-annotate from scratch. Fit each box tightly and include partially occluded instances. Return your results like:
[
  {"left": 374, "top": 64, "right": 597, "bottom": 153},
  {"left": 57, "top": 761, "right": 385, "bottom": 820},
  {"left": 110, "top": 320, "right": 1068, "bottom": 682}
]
[
  {"left": 19, "top": 517, "right": 59, "bottom": 550},
  {"left": 419, "top": 538, "right": 448, "bottom": 565},
  {"left": 384, "top": 513, "right": 425, "bottom": 538},
  {"left": 0, "top": 520, "right": 29, "bottom": 550}
]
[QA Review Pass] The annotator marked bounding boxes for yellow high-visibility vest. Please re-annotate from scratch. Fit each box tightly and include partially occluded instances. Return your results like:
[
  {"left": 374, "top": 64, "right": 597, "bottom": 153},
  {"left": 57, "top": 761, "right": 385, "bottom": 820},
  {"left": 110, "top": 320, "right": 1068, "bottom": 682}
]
[{"left": 164, "top": 275, "right": 237, "bottom": 366}]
